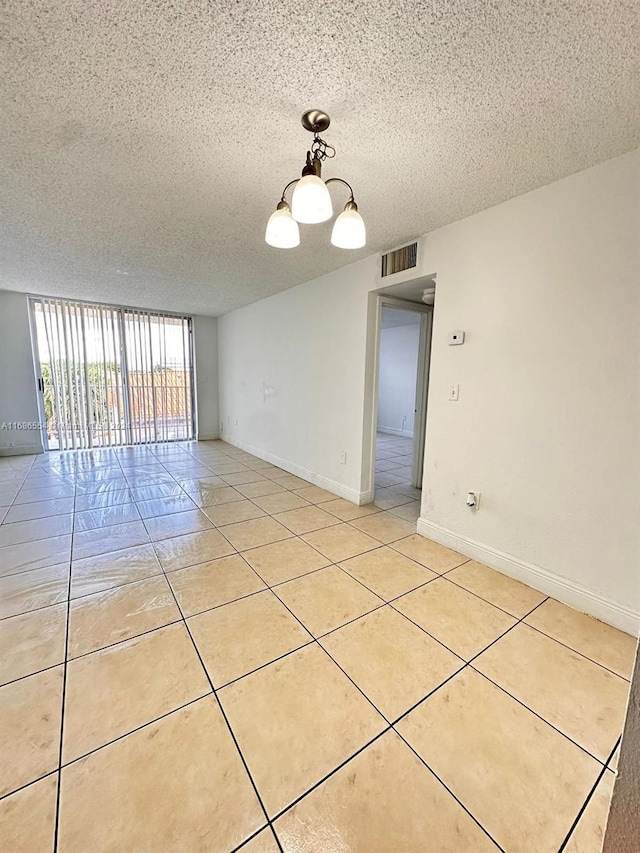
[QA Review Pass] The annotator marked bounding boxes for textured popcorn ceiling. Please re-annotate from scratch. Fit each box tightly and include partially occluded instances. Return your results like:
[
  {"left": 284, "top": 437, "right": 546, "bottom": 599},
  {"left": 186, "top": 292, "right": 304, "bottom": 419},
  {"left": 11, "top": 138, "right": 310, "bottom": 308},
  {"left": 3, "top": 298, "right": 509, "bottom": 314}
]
[{"left": 0, "top": 1, "right": 638, "bottom": 316}]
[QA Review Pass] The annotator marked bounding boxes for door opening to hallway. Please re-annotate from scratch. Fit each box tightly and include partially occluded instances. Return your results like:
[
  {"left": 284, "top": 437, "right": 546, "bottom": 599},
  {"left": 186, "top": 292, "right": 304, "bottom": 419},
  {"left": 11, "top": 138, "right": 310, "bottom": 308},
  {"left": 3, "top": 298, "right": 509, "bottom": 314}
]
[{"left": 373, "top": 299, "right": 433, "bottom": 521}]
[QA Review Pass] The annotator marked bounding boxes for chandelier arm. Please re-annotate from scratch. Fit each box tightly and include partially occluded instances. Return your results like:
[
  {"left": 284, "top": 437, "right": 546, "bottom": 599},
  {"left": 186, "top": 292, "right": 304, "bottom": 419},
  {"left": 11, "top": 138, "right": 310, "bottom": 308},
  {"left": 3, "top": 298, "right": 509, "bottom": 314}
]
[
  {"left": 324, "top": 177, "right": 355, "bottom": 202},
  {"left": 279, "top": 178, "right": 300, "bottom": 203}
]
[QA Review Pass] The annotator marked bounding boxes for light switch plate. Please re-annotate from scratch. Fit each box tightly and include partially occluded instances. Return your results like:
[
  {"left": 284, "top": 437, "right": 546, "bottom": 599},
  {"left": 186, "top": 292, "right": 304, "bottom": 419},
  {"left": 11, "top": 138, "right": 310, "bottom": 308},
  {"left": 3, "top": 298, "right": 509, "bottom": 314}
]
[{"left": 449, "top": 331, "right": 465, "bottom": 345}]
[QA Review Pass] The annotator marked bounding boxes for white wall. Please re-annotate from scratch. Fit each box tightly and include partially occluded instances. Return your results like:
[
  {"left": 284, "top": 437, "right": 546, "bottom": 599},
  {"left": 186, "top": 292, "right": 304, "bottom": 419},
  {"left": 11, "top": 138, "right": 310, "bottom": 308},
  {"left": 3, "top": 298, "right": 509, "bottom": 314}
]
[
  {"left": 192, "top": 315, "right": 219, "bottom": 440},
  {"left": 217, "top": 149, "right": 640, "bottom": 630},
  {"left": 0, "top": 290, "right": 43, "bottom": 456},
  {"left": 218, "top": 255, "right": 378, "bottom": 502},
  {"left": 417, "top": 149, "right": 639, "bottom": 632},
  {"left": 377, "top": 321, "right": 420, "bottom": 436}
]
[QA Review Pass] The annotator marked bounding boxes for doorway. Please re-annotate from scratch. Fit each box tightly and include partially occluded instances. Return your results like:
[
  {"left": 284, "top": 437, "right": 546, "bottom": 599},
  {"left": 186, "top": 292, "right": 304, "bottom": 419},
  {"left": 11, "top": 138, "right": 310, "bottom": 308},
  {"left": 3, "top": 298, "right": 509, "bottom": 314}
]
[
  {"left": 30, "top": 297, "right": 195, "bottom": 450},
  {"left": 363, "top": 292, "right": 433, "bottom": 515}
]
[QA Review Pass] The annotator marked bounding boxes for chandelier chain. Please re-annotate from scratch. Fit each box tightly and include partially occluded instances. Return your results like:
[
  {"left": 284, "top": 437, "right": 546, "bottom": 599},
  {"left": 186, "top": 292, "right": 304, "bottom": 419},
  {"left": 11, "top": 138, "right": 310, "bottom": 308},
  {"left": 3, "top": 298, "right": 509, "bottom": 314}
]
[{"left": 311, "top": 133, "right": 336, "bottom": 161}]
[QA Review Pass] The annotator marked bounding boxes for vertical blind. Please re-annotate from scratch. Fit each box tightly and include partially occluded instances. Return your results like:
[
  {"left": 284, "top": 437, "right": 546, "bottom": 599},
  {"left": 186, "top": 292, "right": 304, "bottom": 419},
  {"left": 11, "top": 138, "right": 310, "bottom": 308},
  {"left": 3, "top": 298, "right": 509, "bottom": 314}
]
[{"left": 31, "top": 298, "right": 194, "bottom": 450}]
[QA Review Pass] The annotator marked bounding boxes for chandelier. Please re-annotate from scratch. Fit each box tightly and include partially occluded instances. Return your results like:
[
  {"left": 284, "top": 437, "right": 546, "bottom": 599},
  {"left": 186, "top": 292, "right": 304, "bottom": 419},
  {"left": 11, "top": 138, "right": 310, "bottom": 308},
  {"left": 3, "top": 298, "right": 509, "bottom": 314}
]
[{"left": 265, "top": 110, "right": 366, "bottom": 250}]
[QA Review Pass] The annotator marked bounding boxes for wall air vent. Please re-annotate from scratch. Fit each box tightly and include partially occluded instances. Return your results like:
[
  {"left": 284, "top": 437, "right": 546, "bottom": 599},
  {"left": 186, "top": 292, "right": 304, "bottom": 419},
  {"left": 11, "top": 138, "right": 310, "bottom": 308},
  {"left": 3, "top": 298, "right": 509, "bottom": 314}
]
[{"left": 381, "top": 241, "right": 418, "bottom": 277}]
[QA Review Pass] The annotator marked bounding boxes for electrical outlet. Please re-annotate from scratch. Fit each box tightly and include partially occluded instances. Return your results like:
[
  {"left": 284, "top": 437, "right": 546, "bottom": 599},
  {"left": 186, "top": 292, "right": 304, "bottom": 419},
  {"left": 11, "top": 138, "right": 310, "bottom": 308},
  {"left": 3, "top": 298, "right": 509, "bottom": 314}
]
[
  {"left": 339, "top": 451, "right": 347, "bottom": 464},
  {"left": 448, "top": 383, "right": 459, "bottom": 401},
  {"left": 466, "top": 491, "right": 481, "bottom": 510}
]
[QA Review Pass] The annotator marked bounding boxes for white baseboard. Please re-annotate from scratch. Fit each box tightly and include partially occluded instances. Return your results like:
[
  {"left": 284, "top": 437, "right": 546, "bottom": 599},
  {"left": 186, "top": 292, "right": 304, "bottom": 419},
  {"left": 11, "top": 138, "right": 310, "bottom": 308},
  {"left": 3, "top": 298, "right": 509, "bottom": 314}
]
[
  {"left": 0, "top": 443, "right": 44, "bottom": 457},
  {"left": 377, "top": 426, "right": 414, "bottom": 438},
  {"left": 221, "top": 434, "right": 368, "bottom": 505},
  {"left": 196, "top": 432, "right": 220, "bottom": 442},
  {"left": 359, "top": 488, "right": 375, "bottom": 505},
  {"left": 417, "top": 518, "right": 639, "bottom": 636}
]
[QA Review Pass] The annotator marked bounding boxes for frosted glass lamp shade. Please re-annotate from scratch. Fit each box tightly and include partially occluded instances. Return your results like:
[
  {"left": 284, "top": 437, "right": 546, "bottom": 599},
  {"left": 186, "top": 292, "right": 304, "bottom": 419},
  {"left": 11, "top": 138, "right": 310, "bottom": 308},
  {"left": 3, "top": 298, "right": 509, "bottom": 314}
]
[
  {"left": 331, "top": 202, "right": 366, "bottom": 249},
  {"left": 291, "top": 175, "right": 333, "bottom": 223},
  {"left": 265, "top": 203, "right": 300, "bottom": 248}
]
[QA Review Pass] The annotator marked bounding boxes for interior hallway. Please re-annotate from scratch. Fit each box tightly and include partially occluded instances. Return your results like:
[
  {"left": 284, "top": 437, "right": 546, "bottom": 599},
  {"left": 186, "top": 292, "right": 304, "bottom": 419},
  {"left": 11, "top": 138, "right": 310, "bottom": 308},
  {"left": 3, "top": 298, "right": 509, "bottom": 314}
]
[
  {"left": 374, "top": 432, "right": 421, "bottom": 520},
  {"left": 0, "top": 440, "right": 634, "bottom": 852}
]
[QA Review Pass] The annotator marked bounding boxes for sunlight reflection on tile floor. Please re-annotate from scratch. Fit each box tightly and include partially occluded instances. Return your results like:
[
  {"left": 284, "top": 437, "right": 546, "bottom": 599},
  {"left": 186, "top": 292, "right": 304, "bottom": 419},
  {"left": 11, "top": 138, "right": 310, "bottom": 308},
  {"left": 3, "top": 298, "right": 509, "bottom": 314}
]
[{"left": 0, "top": 440, "right": 635, "bottom": 852}]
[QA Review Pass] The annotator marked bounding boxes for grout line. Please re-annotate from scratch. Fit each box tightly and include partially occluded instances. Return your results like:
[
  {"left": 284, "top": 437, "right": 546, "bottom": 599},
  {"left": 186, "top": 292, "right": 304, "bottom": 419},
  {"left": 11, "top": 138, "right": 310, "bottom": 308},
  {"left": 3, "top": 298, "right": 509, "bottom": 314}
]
[
  {"left": 214, "top": 636, "right": 316, "bottom": 691},
  {"left": 154, "top": 535, "right": 277, "bottom": 840},
  {"left": 171, "top": 585, "right": 268, "bottom": 621},
  {"left": 384, "top": 595, "right": 511, "bottom": 665},
  {"left": 52, "top": 454, "right": 78, "bottom": 853},
  {"left": 0, "top": 657, "right": 67, "bottom": 690},
  {"left": 266, "top": 727, "right": 392, "bottom": 824},
  {"left": 269, "top": 824, "right": 285, "bottom": 853},
  {"left": 229, "top": 823, "right": 278, "bottom": 853},
  {"left": 387, "top": 663, "right": 467, "bottom": 728},
  {"left": 65, "top": 616, "right": 184, "bottom": 663},
  {"left": 468, "top": 664, "right": 610, "bottom": 767},
  {"left": 0, "top": 767, "right": 59, "bottom": 804},
  {"left": 1, "top": 504, "right": 75, "bottom": 526},
  {"left": 556, "top": 735, "right": 622, "bottom": 853},
  {"left": 56, "top": 692, "right": 213, "bottom": 771},
  {"left": 0, "top": 516, "right": 78, "bottom": 547},
  {"left": 512, "top": 620, "right": 633, "bottom": 683},
  {"left": 337, "top": 560, "right": 440, "bottom": 604},
  {"left": 392, "top": 729, "right": 508, "bottom": 853},
  {"left": 0, "top": 594, "right": 69, "bottom": 623},
  {"left": 438, "top": 565, "right": 539, "bottom": 614},
  {"left": 68, "top": 566, "right": 163, "bottom": 602},
  {"left": 604, "top": 736, "right": 622, "bottom": 769},
  {"left": 0, "top": 549, "right": 74, "bottom": 581}
]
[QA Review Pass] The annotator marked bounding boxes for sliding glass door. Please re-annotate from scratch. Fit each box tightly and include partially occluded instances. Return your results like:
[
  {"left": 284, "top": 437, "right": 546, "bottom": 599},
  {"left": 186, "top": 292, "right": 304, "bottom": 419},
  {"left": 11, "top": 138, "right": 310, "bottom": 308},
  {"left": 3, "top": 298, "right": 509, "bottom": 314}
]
[
  {"left": 31, "top": 298, "right": 194, "bottom": 450},
  {"left": 121, "top": 309, "right": 194, "bottom": 445}
]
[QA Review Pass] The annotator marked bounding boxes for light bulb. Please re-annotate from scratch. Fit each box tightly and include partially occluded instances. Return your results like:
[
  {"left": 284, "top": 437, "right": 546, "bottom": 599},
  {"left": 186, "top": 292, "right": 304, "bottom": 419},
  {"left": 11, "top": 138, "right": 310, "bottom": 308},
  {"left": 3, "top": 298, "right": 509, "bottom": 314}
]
[
  {"left": 291, "top": 175, "right": 333, "bottom": 223},
  {"left": 265, "top": 202, "right": 300, "bottom": 248},
  {"left": 331, "top": 201, "right": 366, "bottom": 249}
]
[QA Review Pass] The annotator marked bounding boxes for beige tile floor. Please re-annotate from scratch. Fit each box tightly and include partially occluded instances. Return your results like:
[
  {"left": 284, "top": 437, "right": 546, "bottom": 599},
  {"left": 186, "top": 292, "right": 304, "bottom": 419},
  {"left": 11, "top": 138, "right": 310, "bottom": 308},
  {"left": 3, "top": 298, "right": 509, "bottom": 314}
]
[{"left": 0, "top": 440, "right": 636, "bottom": 852}]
